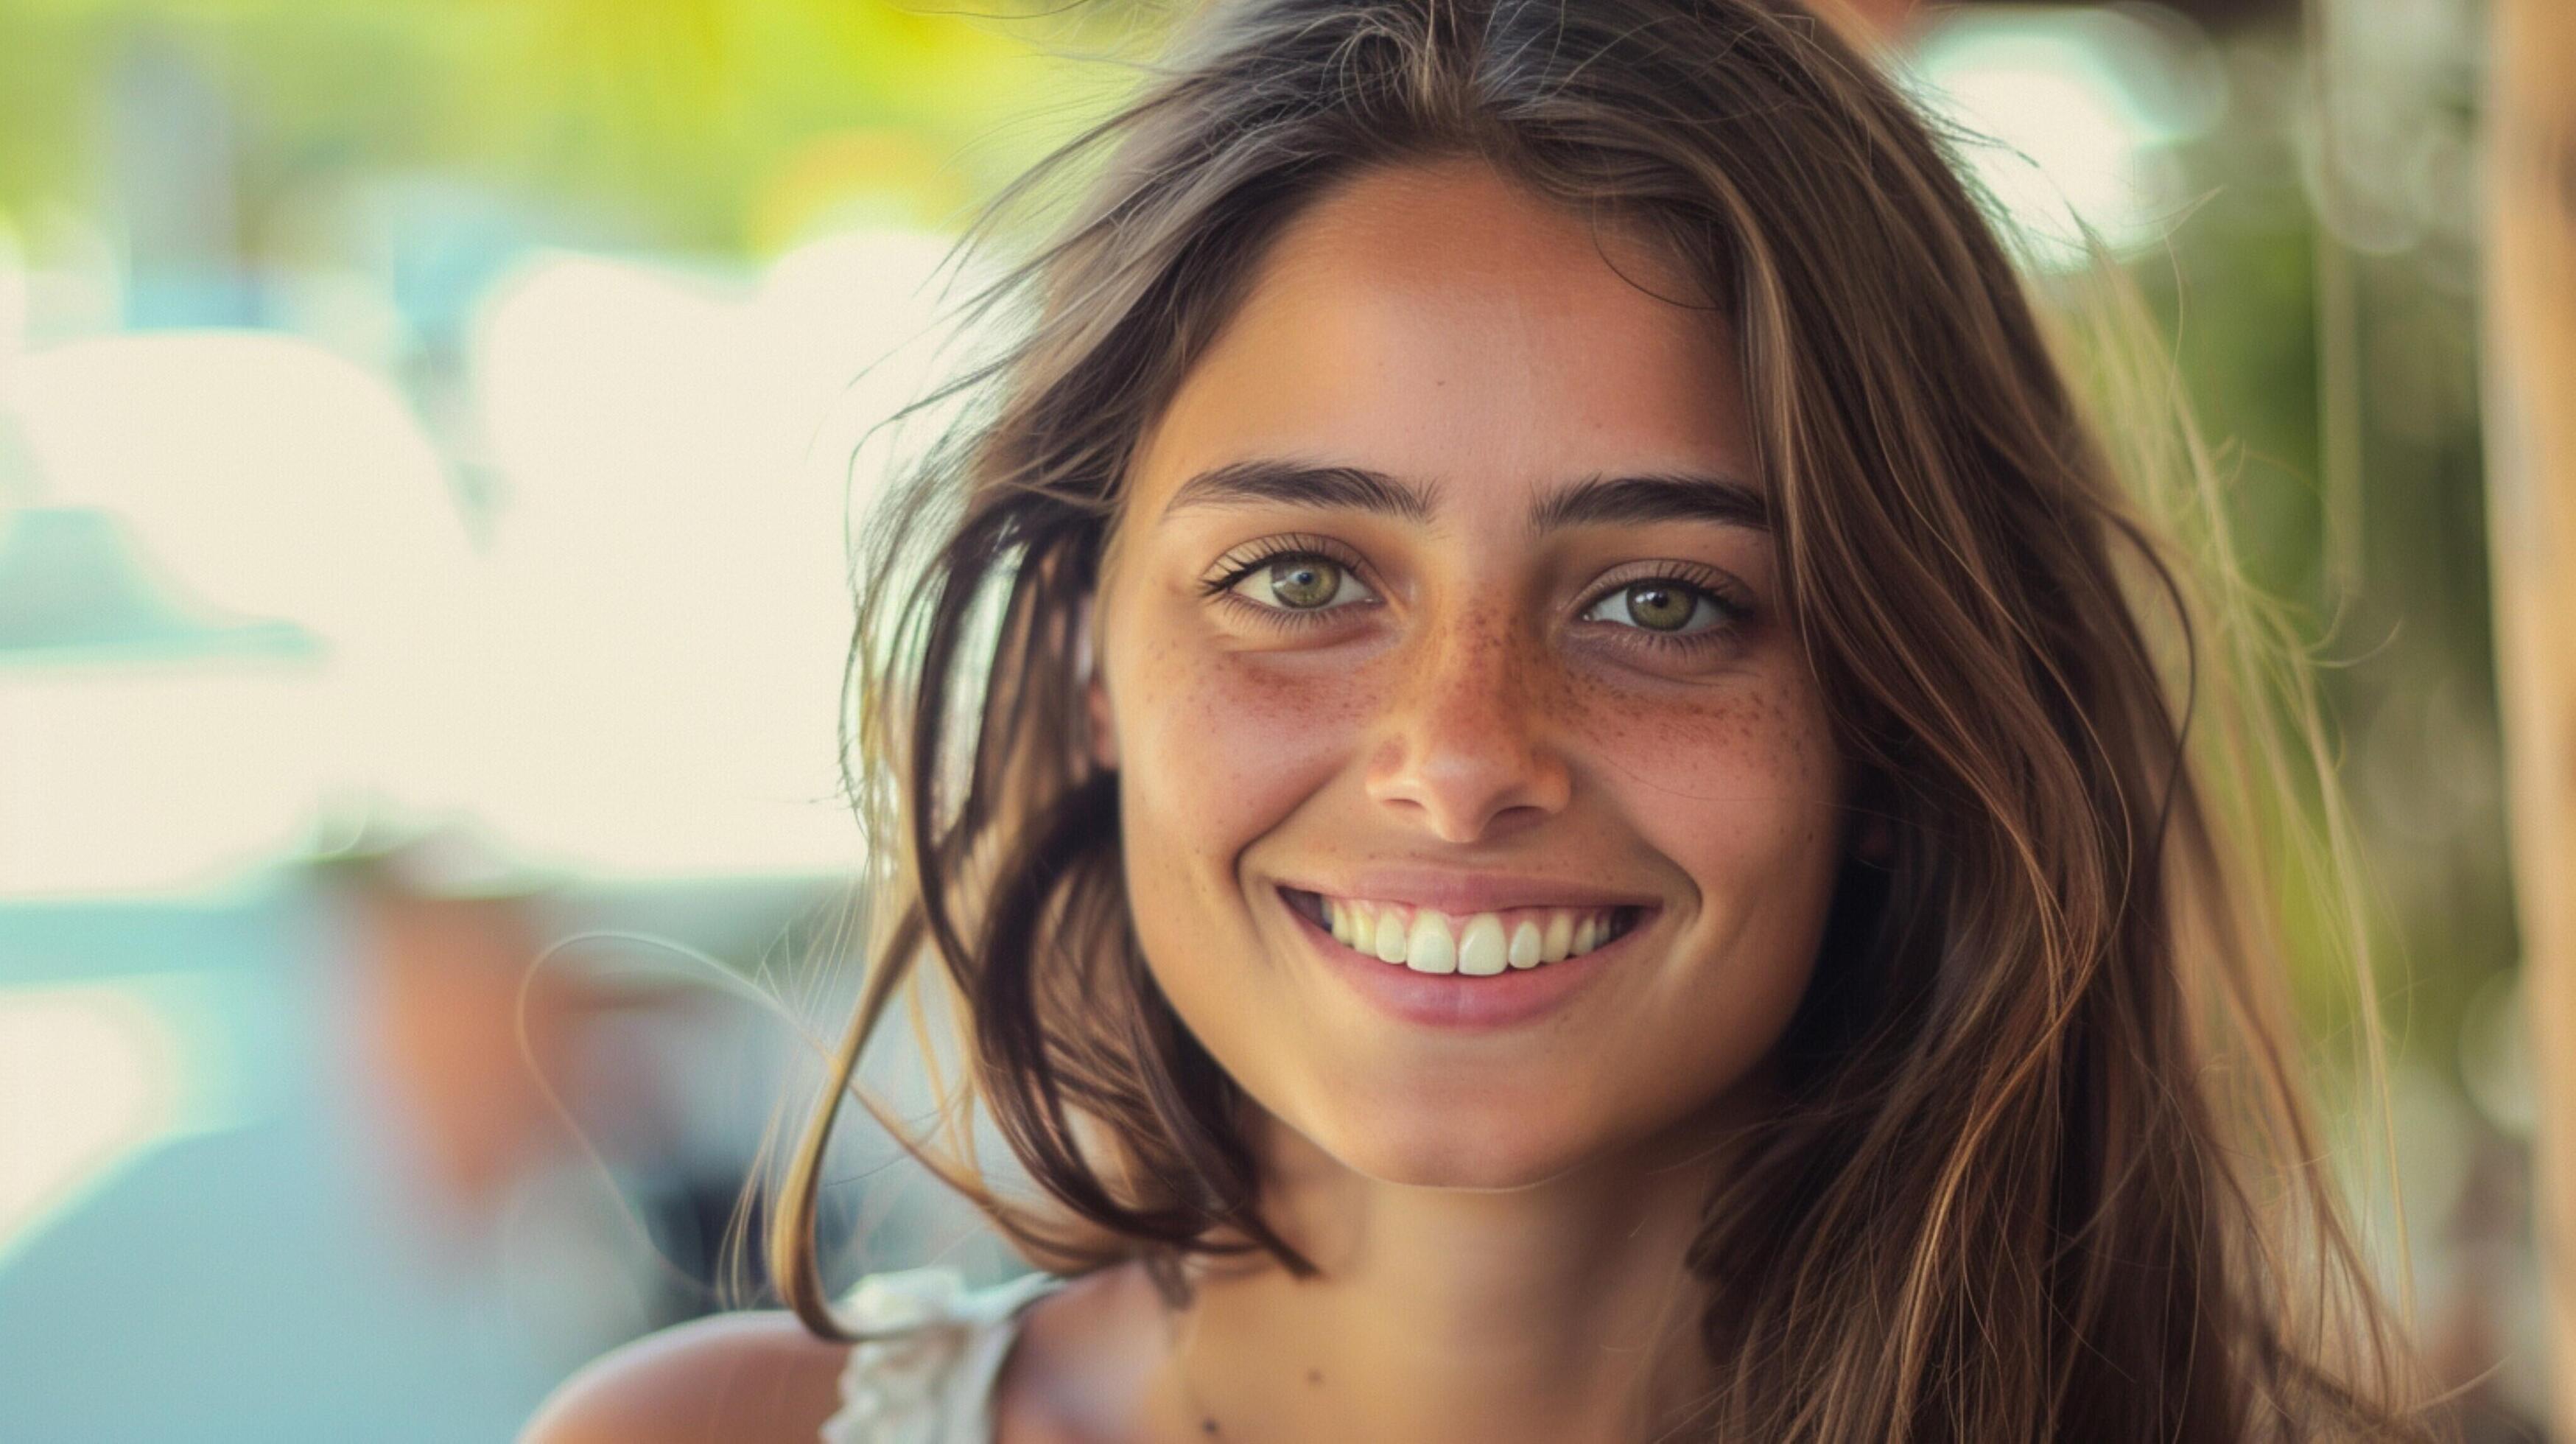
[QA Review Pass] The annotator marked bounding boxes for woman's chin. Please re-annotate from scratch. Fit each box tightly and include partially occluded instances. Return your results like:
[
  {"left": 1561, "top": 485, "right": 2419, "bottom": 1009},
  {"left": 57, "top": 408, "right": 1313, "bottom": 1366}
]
[{"left": 1313, "top": 1110, "right": 1599, "bottom": 1191}]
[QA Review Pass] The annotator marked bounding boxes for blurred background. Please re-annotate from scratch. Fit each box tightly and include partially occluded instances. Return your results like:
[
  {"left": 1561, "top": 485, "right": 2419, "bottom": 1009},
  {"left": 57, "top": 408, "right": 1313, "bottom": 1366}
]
[{"left": 0, "top": 0, "right": 2546, "bottom": 1438}]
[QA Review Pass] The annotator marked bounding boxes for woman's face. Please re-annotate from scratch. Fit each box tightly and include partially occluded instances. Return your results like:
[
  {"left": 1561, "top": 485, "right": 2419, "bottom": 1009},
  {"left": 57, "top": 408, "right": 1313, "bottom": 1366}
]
[{"left": 1087, "top": 158, "right": 1850, "bottom": 1190}]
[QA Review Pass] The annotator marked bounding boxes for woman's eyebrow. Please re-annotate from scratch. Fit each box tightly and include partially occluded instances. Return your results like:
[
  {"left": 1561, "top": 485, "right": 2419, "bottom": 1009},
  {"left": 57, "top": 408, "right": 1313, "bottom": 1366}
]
[
  {"left": 1159, "top": 459, "right": 1437, "bottom": 523},
  {"left": 1158, "top": 458, "right": 1769, "bottom": 533},
  {"left": 1526, "top": 472, "right": 1770, "bottom": 535}
]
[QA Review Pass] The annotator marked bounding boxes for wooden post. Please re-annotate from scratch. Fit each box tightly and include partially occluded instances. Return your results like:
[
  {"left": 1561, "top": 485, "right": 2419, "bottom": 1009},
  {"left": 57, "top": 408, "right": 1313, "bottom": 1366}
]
[{"left": 2482, "top": 0, "right": 2576, "bottom": 1425}]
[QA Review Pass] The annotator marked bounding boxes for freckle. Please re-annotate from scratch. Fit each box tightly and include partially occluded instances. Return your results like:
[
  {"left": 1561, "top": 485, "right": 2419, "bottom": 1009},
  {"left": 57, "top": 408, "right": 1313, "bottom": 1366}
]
[{"left": 1307, "top": 1368, "right": 1324, "bottom": 1386}]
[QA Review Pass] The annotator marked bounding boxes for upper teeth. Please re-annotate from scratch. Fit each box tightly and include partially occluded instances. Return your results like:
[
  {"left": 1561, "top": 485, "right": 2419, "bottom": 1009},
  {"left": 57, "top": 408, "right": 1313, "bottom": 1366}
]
[{"left": 1322, "top": 897, "right": 1624, "bottom": 975}]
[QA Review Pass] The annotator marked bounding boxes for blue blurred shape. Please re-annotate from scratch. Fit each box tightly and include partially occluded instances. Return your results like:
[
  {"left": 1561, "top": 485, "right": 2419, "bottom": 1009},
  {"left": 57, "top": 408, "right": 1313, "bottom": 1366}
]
[
  {"left": 0, "top": 970, "right": 259, "bottom": 1273},
  {"left": 0, "top": 506, "right": 317, "bottom": 666},
  {"left": 0, "top": 884, "right": 590, "bottom": 1441}
]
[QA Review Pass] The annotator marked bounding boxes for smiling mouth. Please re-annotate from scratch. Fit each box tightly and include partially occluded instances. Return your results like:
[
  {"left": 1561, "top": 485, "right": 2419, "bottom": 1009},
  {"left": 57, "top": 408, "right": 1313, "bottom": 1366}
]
[{"left": 1280, "top": 886, "right": 1648, "bottom": 975}]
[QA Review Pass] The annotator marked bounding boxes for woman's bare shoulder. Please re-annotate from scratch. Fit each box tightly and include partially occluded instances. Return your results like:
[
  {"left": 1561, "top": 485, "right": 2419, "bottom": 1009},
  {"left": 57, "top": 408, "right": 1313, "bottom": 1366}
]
[
  {"left": 519, "top": 1310, "right": 850, "bottom": 1444},
  {"left": 994, "top": 1260, "right": 1169, "bottom": 1443}
]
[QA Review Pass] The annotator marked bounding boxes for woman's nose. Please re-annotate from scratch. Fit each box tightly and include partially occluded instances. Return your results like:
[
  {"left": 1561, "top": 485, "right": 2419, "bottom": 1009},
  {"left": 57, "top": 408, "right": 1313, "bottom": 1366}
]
[{"left": 1361, "top": 619, "right": 1573, "bottom": 843}]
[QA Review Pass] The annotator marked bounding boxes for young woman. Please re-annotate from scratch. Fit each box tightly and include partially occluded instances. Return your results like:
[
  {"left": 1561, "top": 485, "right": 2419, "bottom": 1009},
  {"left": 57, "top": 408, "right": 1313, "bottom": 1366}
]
[{"left": 527, "top": 0, "right": 2444, "bottom": 1438}]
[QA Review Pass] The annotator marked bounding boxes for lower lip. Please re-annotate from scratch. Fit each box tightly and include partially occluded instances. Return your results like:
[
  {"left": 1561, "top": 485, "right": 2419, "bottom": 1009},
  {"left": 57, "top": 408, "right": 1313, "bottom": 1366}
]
[{"left": 1281, "top": 888, "right": 1647, "bottom": 1031}]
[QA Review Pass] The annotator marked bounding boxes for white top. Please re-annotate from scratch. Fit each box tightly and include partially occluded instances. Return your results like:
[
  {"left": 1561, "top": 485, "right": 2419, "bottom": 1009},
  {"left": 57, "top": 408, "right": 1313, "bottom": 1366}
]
[{"left": 818, "top": 1266, "right": 1070, "bottom": 1444}]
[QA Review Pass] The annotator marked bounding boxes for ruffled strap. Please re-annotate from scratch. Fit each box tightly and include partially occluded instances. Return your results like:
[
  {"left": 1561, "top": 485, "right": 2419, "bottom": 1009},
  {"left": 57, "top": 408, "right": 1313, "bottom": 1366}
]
[{"left": 818, "top": 1266, "right": 1066, "bottom": 1444}]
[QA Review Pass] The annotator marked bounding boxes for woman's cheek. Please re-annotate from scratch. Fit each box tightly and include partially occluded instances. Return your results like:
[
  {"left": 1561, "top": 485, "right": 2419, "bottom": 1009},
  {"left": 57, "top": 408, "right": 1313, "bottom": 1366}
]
[
  {"left": 1117, "top": 638, "right": 1366, "bottom": 866},
  {"left": 1561, "top": 662, "right": 1845, "bottom": 893}
]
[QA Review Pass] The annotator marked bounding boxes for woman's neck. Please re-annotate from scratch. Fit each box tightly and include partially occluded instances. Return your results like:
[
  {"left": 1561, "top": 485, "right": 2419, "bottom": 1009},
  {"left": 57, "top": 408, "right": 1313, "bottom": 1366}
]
[{"left": 1152, "top": 1110, "right": 1733, "bottom": 1444}]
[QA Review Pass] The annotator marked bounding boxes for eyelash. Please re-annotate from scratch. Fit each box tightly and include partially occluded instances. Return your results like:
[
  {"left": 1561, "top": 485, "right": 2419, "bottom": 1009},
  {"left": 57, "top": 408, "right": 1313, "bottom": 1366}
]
[
  {"left": 1198, "top": 535, "right": 1375, "bottom": 628},
  {"left": 1196, "top": 537, "right": 1755, "bottom": 654},
  {"left": 1582, "top": 563, "right": 1755, "bottom": 653}
]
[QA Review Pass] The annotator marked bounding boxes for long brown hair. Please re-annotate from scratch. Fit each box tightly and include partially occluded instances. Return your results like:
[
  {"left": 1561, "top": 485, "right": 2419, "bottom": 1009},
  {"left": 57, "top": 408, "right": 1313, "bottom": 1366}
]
[{"left": 768, "top": 0, "right": 2444, "bottom": 1436}]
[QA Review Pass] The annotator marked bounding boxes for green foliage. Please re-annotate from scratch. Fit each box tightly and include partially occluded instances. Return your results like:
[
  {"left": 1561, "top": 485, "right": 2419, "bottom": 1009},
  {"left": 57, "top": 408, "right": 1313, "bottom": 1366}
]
[
  {"left": 2126, "top": 31, "right": 2511, "bottom": 1081},
  {"left": 0, "top": 0, "right": 1163, "bottom": 250}
]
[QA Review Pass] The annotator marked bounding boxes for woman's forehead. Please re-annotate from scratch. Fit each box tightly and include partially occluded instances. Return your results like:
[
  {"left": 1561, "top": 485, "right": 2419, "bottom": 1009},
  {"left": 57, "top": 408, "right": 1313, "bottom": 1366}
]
[{"left": 1125, "top": 160, "right": 1752, "bottom": 523}]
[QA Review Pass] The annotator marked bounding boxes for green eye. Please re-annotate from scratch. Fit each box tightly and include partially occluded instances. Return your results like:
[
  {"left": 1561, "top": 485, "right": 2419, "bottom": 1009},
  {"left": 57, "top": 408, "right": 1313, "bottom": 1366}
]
[
  {"left": 1265, "top": 556, "right": 1344, "bottom": 609},
  {"left": 1586, "top": 578, "right": 1721, "bottom": 634},
  {"left": 1620, "top": 581, "right": 1697, "bottom": 631},
  {"left": 1226, "top": 552, "right": 1372, "bottom": 613},
  {"left": 1204, "top": 541, "right": 1378, "bottom": 623}
]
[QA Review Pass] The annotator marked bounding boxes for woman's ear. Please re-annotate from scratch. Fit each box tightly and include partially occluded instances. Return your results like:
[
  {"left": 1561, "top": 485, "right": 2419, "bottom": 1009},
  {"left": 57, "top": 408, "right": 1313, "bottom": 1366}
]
[
  {"left": 1076, "top": 590, "right": 1119, "bottom": 771},
  {"left": 1085, "top": 673, "right": 1120, "bottom": 771}
]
